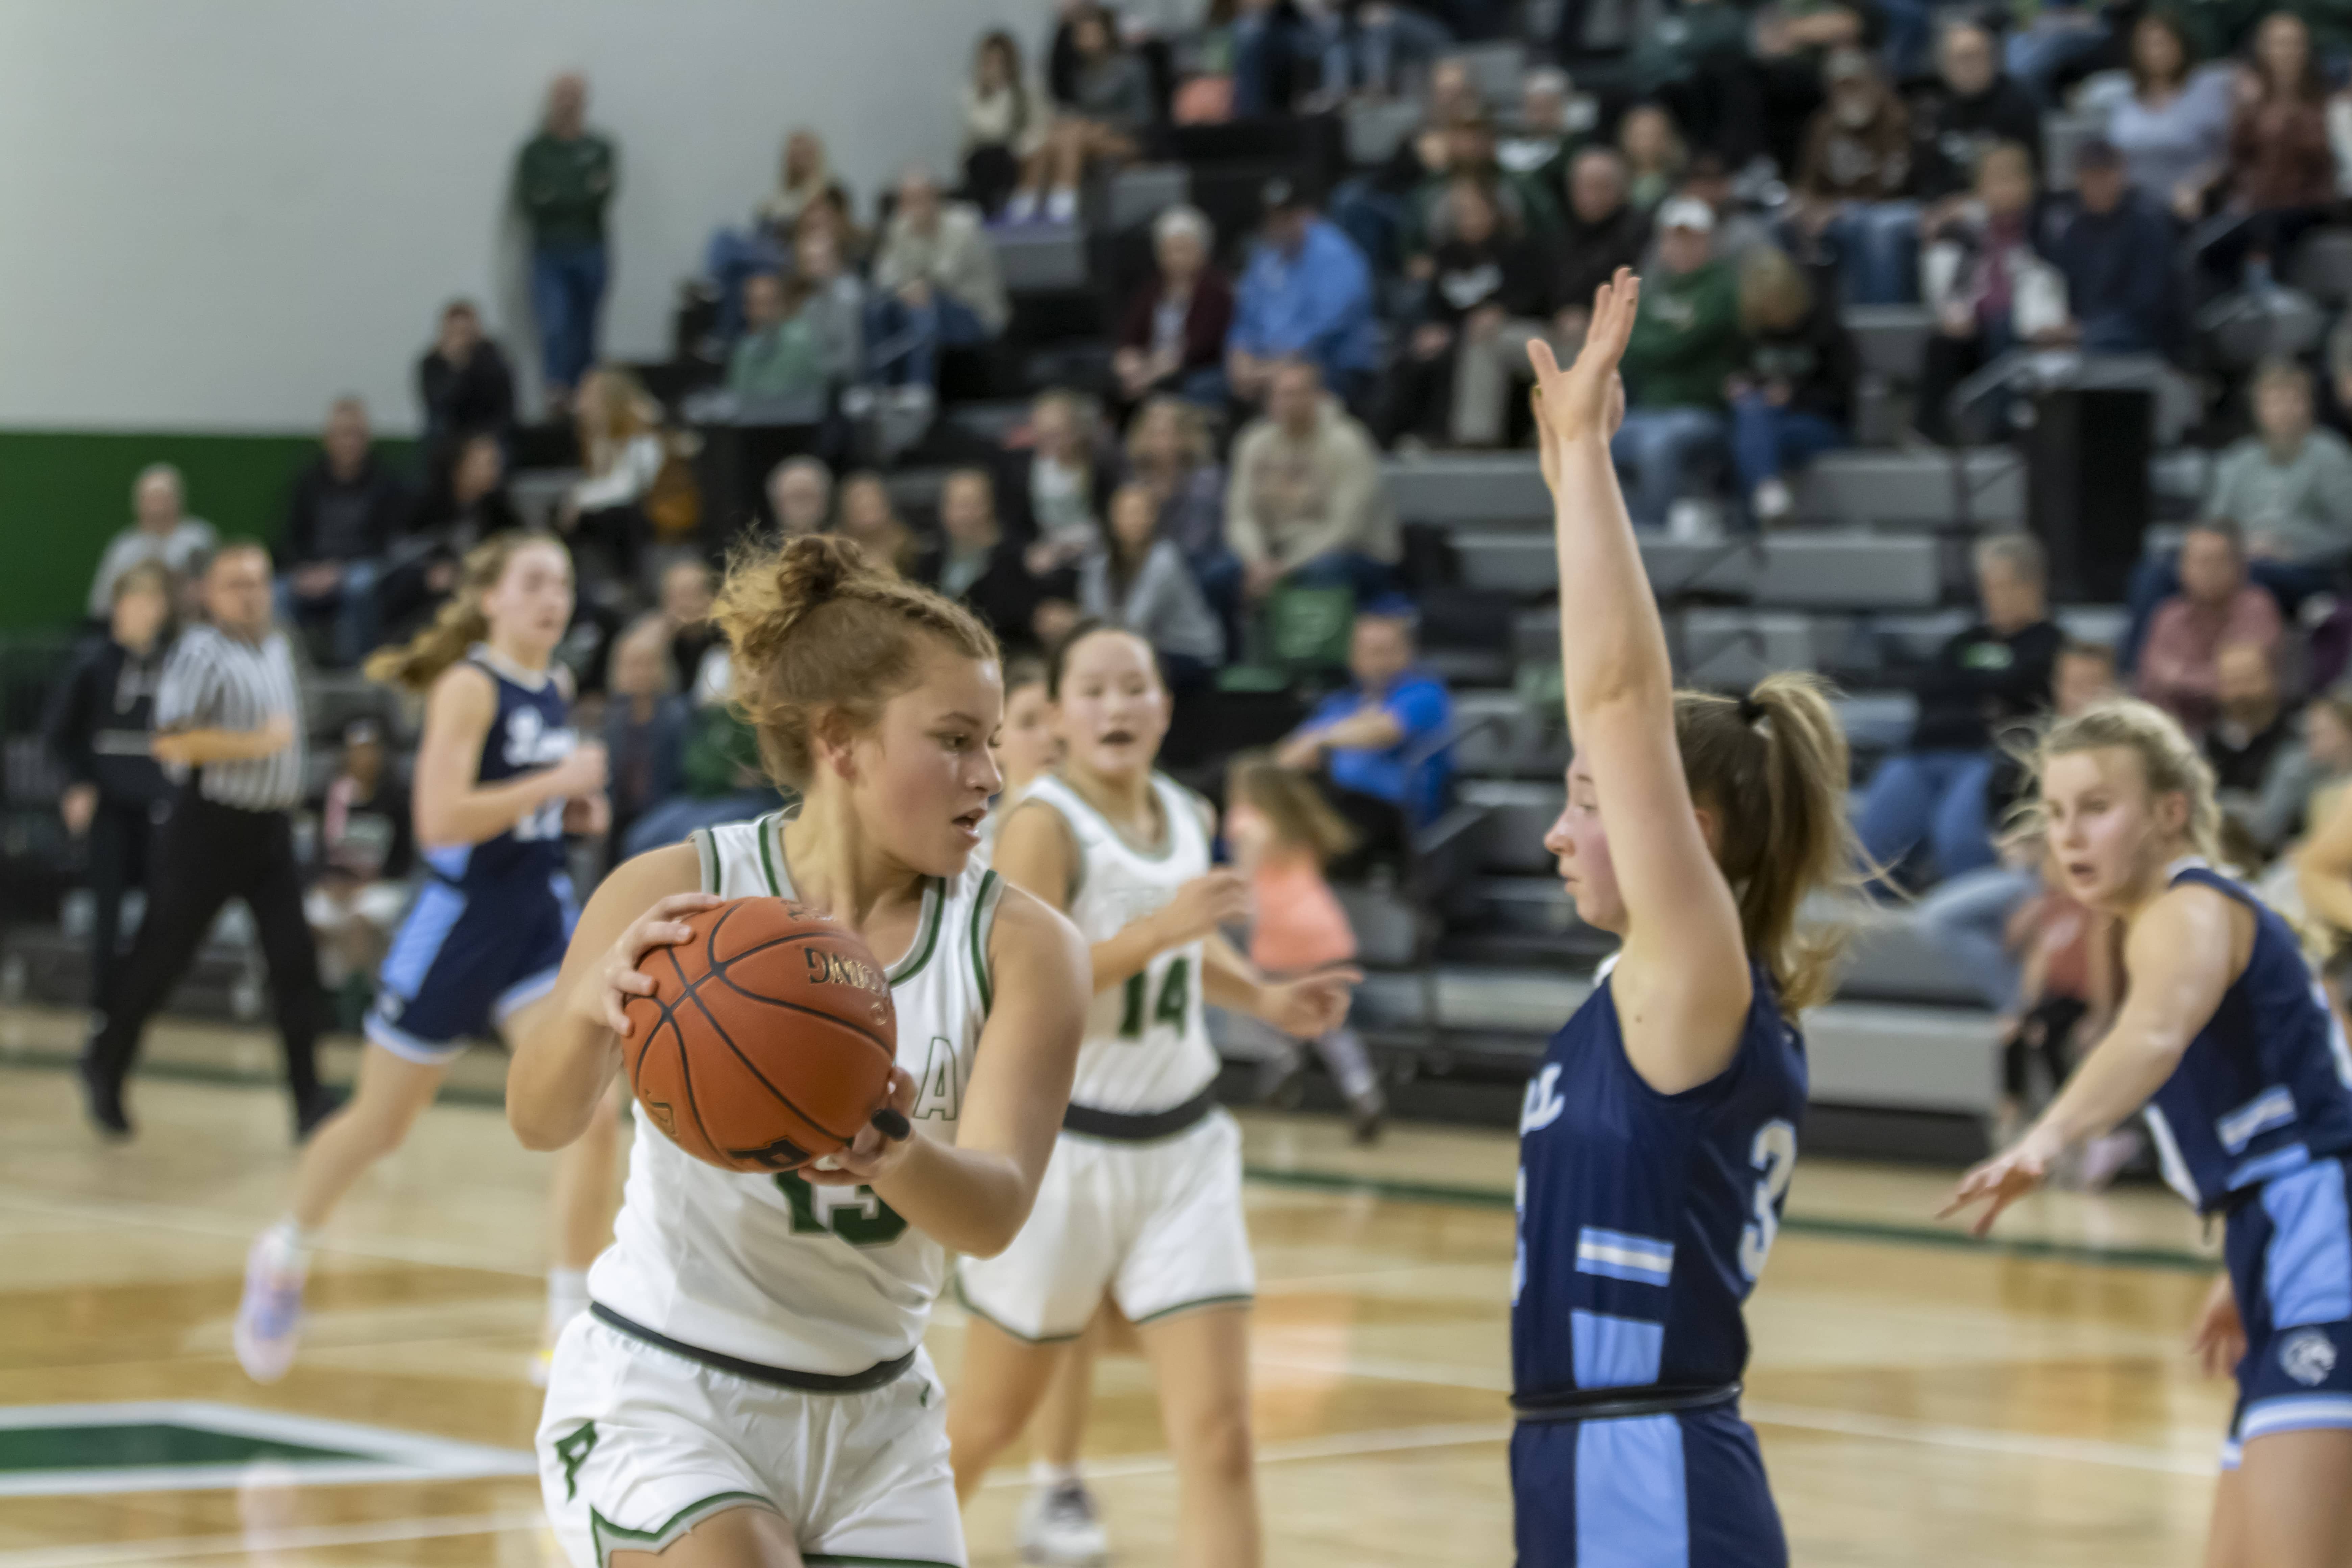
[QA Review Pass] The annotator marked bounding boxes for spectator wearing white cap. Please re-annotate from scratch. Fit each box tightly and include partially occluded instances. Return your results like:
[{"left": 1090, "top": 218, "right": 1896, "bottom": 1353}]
[{"left": 1610, "top": 196, "right": 1739, "bottom": 529}]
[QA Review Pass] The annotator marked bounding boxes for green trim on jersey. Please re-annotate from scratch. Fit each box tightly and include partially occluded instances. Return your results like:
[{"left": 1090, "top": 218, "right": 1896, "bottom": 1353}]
[
  {"left": 950, "top": 1273, "right": 1085, "bottom": 1344},
  {"left": 692, "top": 828, "right": 719, "bottom": 894},
  {"left": 971, "top": 870, "right": 1001, "bottom": 1014},
  {"left": 889, "top": 880, "right": 946, "bottom": 984},
  {"left": 757, "top": 813, "right": 943, "bottom": 985},
  {"left": 756, "top": 811, "right": 788, "bottom": 897},
  {"left": 590, "top": 1491, "right": 775, "bottom": 1564},
  {"left": 1128, "top": 1291, "right": 1255, "bottom": 1326}
]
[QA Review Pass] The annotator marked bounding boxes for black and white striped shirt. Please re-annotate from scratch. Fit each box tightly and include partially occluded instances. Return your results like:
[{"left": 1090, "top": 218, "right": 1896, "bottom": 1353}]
[{"left": 154, "top": 624, "right": 305, "bottom": 812}]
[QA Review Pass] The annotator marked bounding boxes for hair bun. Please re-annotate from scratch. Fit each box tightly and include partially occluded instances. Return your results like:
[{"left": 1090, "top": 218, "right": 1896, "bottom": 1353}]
[{"left": 775, "top": 533, "right": 869, "bottom": 606}]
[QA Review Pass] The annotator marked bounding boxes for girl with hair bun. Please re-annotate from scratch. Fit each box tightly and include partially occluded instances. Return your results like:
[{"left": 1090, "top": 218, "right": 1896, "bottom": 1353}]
[
  {"left": 1512, "top": 272, "right": 1858, "bottom": 1566},
  {"left": 1949, "top": 697, "right": 2352, "bottom": 1566},
  {"left": 514, "top": 533, "right": 1091, "bottom": 1568},
  {"left": 236, "top": 532, "right": 614, "bottom": 1387}
]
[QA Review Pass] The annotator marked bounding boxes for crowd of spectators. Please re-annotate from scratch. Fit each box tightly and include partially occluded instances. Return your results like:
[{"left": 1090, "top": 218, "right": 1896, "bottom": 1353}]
[{"left": 59, "top": 0, "right": 2352, "bottom": 1091}]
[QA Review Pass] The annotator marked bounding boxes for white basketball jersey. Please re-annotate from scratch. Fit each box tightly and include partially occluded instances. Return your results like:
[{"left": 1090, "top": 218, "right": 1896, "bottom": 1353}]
[
  {"left": 587, "top": 811, "right": 1004, "bottom": 1375},
  {"left": 1024, "top": 772, "right": 1219, "bottom": 1116}
]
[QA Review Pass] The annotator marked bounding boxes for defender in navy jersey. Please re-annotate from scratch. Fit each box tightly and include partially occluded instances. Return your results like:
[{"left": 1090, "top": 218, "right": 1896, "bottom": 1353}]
[
  {"left": 233, "top": 535, "right": 612, "bottom": 1387},
  {"left": 1514, "top": 274, "right": 1857, "bottom": 1567},
  {"left": 1948, "top": 700, "right": 2352, "bottom": 1566}
]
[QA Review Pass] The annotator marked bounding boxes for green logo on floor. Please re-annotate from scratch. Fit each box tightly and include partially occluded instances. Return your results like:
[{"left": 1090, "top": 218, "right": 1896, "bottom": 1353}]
[{"left": 0, "top": 1401, "right": 535, "bottom": 1497}]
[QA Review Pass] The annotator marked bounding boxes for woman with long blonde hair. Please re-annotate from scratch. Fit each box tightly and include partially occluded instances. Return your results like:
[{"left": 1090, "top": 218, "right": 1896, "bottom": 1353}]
[
  {"left": 234, "top": 532, "right": 615, "bottom": 1388},
  {"left": 564, "top": 366, "right": 667, "bottom": 582},
  {"left": 1951, "top": 697, "right": 2352, "bottom": 1566}
]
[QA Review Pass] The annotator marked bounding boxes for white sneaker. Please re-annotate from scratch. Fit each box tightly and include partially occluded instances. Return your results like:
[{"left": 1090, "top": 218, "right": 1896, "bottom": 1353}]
[
  {"left": 1752, "top": 477, "right": 1793, "bottom": 524},
  {"left": 1017, "top": 1480, "right": 1109, "bottom": 1566},
  {"left": 1045, "top": 187, "right": 1079, "bottom": 225},
  {"left": 233, "top": 1230, "right": 308, "bottom": 1383}
]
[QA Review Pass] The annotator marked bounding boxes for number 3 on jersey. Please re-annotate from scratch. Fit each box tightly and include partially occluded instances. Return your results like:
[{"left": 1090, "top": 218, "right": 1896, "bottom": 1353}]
[
  {"left": 1117, "top": 956, "right": 1191, "bottom": 1042},
  {"left": 1738, "top": 1119, "right": 1797, "bottom": 1281}
]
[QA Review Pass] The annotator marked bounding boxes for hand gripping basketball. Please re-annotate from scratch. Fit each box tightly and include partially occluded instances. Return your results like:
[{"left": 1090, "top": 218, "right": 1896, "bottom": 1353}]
[{"left": 611, "top": 896, "right": 909, "bottom": 1176}]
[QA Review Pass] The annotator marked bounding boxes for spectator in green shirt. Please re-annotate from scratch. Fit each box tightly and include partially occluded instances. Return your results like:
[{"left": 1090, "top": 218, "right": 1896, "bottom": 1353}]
[
  {"left": 726, "top": 273, "right": 836, "bottom": 406},
  {"left": 515, "top": 73, "right": 617, "bottom": 413},
  {"left": 1609, "top": 196, "right": 1740, "bottom": 528}
]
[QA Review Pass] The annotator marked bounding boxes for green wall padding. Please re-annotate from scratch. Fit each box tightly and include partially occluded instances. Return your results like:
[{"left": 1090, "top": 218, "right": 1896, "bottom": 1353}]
[{"left": 0, "top": 429, "right": 417, "bottom": 632}]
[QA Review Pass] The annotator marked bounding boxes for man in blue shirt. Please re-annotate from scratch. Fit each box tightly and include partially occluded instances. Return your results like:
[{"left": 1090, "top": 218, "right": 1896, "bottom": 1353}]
[
  {"left": 1277, "top": 605, "right": 1454, "bottom": 866},
  {"left": 1226, "top": 180, "right": 1379, "bottom": 410}
]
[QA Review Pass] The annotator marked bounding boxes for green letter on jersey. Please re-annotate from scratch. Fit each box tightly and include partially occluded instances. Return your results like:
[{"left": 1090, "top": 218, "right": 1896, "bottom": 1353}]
[
  {"left": 1118, "top": 957, "right": 1192, "bottom": 1042},
  {"left": 553, "top": 1421, "right": 597, "bottom": 1501},
  {"left": 774, "top": 1171, "right": 910, "bottom": 1248}
]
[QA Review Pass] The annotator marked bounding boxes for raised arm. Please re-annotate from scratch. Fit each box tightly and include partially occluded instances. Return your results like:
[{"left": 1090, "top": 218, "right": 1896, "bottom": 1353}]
[
  {"left": 1942, "top": 885, "right": 2241, "bottom": 1234},
  {"left": 1527, "top": 270, "right": 1751, "bottom": 1090},
  {"left": 411, "top": 664, "right": 606, "bottom": 850}
]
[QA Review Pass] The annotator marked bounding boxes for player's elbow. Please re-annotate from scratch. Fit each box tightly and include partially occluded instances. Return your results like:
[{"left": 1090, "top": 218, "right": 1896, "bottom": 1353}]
[{"left": 505, "top": 1083, "right": 583, "bottom": 1152}]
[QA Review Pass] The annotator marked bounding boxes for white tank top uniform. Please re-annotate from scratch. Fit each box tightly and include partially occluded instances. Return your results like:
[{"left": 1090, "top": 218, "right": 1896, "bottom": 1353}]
[
  {"left": 537, "top": 812, "right": 1003, "bottom": 1568},
  {"left": 955, "top": 771, "right": 1256, "bottom": 1343}
]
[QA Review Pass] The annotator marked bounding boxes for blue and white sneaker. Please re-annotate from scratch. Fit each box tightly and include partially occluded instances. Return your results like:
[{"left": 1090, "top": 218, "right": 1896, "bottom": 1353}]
[{"left": 233, "top": 1230, "right": 308, "bottom": 1384}]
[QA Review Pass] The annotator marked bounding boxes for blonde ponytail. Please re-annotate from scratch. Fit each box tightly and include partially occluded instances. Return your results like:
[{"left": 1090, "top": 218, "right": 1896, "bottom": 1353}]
[
  {"left": 363, "top": 532, "right": 563, "bottom": 694},
  {"left": 1671, "top": 673, "right": 1858, "bottom": 1010}
]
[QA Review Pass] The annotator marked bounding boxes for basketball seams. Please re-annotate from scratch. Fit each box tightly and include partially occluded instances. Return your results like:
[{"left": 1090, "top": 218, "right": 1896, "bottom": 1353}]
[
  {"left": 702, "top": 899, "right": 897, "bottom": 1060},
  {"left": 671, "top": 965, "right": 860, "bottom": 1148},
  {"left": 625, "top": 898, "right": 898, "bottom": 1170}
]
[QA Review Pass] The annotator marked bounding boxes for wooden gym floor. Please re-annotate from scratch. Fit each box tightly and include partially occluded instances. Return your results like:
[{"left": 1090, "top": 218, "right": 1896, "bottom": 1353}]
[{"left": 0, "top": 1003, "right": 2234, "bottom": 1566}]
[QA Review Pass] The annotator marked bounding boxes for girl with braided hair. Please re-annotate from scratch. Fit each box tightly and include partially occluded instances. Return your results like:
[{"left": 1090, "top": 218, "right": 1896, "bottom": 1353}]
[{"left": 513, "top": 532, "right": 1090, "bottom": 1568}]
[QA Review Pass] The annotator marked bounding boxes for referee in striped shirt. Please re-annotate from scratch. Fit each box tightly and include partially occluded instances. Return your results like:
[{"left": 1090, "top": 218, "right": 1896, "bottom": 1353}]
[{"left": 81, "top": 543, "right": 337, "bottom": 1140}]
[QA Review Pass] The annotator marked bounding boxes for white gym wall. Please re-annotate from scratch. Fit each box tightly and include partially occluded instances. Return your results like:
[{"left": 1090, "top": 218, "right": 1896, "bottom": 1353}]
[{"left": 0, "top": 0, "right": 1055, "bottom": 435}]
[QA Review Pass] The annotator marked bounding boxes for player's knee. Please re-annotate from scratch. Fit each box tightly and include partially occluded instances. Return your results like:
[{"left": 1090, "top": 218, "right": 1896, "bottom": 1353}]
[
  {"left": 1169, "top": 1397, "right": 1254, "bottom": 1487},
  {"left": 946, "top": 1391, "right": 1028, "bottom": 1461}
]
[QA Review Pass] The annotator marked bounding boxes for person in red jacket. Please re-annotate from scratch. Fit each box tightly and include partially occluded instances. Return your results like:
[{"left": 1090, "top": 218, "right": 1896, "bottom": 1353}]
[{"left": 1111, "top": 204, "right": 1234, "bottom": 411}]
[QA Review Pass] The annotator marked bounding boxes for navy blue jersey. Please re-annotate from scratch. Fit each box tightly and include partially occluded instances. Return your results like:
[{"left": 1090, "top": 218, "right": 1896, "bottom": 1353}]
[
  {"left": 1513, "top": 963, "right": 1807, "bottom": 1399},
  {"left": 422, "top": 647, "right": 575, "bottom": 890},
  {"left": 2142, "top": 861, "right": 2352, "bottom": 1212}
]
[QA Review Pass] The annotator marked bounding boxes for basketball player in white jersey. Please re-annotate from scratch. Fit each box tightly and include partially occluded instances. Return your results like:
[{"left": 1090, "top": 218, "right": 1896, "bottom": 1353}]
[
  {"left": 510, "top": 535, "right": 1089, "bottom": 1568},
  {"left": 949, "top": 622, "right": 1355, "bottom": 1568}
]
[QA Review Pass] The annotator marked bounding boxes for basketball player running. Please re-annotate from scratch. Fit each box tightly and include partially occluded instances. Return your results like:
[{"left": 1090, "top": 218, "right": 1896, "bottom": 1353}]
[
  {"left": 516, "top": 534, "right": 1089, "bottom": 1568},
  {"left": 235, "top": 533, "right": 614, "bottom": 1383},
  {"left": 1945, "top": 700, "right": 2352, "bottom": 1567},
  {"left": 949, "top": 621, "right": 1355, "bottom": 1568},
  {"left": 1511, "top": 271, "right": 1856, "bottom": 1567}
]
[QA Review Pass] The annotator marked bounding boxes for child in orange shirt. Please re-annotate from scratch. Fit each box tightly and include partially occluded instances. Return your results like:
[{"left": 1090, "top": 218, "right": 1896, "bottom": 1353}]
[{"left": 1228, "top": 754, "right": 1383, "bottom": 1141}]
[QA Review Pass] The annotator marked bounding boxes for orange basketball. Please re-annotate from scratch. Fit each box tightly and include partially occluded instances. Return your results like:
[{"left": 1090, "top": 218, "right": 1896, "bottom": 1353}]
[{"left": 622, "top": 897, "right": 898, "bottom": 1174}]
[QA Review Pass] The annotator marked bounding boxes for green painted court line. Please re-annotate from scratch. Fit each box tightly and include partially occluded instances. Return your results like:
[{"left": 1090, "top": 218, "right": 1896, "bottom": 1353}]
[
  {"left": 1240, "top": 1165, "right": 2221, "bottom": 1275},
  {"left": 0, "top": 1052, "right": 2219, "bottom": 1275}
]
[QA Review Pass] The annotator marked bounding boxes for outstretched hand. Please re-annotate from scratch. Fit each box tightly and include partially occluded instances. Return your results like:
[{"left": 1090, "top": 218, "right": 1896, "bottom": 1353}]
[
  {"left": 1936, "top": 1129, "right": 2057, "bottom": 1238},
  {"left": 1528, "top": 268, "right": 1639, "bottom": 491}
]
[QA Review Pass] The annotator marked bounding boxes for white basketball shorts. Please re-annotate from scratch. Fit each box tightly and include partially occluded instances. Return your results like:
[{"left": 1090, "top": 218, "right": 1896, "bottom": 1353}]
[
  {"left": 537, "top": 1313, "right": 962, "bottom": 1567},
  {"left": 955, "top": 1107, "right": 1255, "bottom": 1342}
]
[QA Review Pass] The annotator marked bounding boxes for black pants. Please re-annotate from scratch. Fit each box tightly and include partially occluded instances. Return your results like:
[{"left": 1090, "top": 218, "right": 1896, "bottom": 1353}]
[
  {"left": 1317, "top": 777, "right": 1414, "bottom": 883},
  {"left": 2002, "top": 995, "right": 2088, "bottom": 1101},
  {"left": 84, "top": 789, "right": 324, "bottom": 1108},
  {"left": 84, "top": 796, "right": 160, "bottom": 1007}
]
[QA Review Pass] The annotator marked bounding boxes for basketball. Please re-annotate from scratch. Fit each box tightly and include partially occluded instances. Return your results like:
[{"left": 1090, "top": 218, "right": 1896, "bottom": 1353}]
[{"left": 621, "top": 897, "right": 898, "bottom": 1174}]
